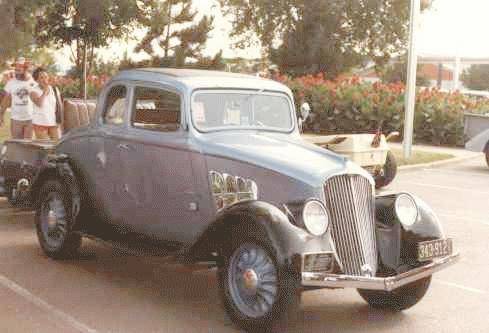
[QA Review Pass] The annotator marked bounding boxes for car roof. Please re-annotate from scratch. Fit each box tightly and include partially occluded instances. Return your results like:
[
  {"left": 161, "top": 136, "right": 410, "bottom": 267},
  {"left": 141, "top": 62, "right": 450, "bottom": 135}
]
[
  {"left": 112, "top": 68, "right": 292, "bottom": 94},
  {"left": 134, "top": 68, "right": 257, "bottom": 79}
]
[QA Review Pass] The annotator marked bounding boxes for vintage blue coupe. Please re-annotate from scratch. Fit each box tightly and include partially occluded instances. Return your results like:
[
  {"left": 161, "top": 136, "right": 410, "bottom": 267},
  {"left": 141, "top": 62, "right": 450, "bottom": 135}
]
[{"left": 0, "top": 69, "right": 458, "bottom": 331}]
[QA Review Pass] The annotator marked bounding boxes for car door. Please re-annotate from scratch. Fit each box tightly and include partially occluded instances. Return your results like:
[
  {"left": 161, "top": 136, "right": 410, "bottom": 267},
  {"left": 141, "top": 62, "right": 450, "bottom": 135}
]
[
  {"left": 93, "top": 83, "right": 130, "bottom": 224},
  {"left": 116, "top": 84, "right": 201, "bottom": 244}
]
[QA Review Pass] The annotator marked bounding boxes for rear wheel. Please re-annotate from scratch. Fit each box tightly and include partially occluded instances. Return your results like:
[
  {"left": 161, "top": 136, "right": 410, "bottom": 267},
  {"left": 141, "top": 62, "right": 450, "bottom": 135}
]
[
  {"left": 218, "top": 239, "right": 300, "bottom": 331},
  {"left": 358, "top": 276, "right": 431, "bottom": 311},
  {"left": 375, "top": 151, "right": 397, "bottom": 189},
  {"left": 35, "top": 180, "right": 81, "bottom": 259}
]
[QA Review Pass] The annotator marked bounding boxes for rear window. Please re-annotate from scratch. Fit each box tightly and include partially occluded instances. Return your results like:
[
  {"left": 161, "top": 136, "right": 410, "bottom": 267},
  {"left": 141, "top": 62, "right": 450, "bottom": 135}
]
[{"left": 131, "top": 87, "right": 181, "bottom": 132}]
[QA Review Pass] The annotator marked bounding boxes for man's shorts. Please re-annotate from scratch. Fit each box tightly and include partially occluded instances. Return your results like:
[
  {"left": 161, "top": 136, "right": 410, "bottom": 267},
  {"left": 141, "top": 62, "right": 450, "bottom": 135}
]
[{"left": 10, "top": 119, "right": 33, "bottom": 139}]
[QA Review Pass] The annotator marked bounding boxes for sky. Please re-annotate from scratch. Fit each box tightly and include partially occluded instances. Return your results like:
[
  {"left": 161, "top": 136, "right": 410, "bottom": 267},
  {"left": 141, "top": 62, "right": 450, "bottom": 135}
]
[{"left": 54, "top": 0, "right": 489, "bottom": 71}]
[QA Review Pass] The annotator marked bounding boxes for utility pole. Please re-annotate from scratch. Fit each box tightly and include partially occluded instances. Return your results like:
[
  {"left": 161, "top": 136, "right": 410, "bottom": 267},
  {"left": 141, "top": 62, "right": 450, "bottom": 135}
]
[
  {"left": 453, "top": 56, "right": 461, "bottom": 91},
  {"left": 83, "top": 44, "right": 87, "bottom": 101},
  {"left": 403, "top": 0, "right": 420, "bottom": 159}
]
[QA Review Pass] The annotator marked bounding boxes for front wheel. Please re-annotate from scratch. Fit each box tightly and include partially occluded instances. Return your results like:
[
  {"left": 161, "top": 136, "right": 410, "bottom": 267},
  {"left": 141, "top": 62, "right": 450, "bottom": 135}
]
[
  {"left": 35, "top": 180, "right": 81, "bottom": 259},
  {"left": 218, "top": 240, "right": 300, "bottom": 331},
  {"left": 357, "top": 276, "right": 431, "bottom": 311}
]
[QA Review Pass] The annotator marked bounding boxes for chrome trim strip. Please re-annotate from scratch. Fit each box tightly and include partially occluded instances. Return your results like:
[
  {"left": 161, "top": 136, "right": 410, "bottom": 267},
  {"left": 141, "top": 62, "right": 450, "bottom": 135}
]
[{"left": 302, "top": 253, "right": 460, "bottom": 291}]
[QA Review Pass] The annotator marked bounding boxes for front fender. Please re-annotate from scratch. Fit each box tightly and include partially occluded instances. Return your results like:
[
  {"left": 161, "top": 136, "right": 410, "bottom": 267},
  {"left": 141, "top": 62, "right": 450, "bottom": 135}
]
[
  {"left": 375, "top": 193, "right": 444, "bottom": 271},
  {"left": 188, "top": 200, "right": 334, "bottom": 270}
]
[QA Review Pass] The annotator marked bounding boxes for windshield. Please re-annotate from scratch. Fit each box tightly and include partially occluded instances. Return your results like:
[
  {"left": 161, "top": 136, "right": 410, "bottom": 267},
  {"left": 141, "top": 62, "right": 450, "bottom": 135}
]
[{"left": 191, "top": 91, "right": 294, "bottom": 132}]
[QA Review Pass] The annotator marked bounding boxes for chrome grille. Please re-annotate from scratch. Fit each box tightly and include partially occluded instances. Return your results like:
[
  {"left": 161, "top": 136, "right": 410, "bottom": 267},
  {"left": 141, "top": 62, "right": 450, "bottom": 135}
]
[{"left": 324, "top": 174, "right": 377, "bottom": 276}]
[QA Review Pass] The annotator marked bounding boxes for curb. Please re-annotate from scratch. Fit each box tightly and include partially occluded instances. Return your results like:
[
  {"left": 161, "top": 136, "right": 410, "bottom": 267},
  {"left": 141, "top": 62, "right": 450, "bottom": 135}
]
[{"left": 398, "top": 153, "right": 481, "bottom": 172}]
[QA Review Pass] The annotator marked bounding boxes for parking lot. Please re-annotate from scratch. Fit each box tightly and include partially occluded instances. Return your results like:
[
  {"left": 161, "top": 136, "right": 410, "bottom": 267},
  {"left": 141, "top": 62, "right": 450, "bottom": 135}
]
[{"left": 0, "top": 156, "right": 488, "bottom": 333}]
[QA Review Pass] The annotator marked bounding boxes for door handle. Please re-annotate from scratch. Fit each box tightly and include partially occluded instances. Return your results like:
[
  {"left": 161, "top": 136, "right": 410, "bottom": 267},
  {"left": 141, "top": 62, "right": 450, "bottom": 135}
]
[{"left": 117, "top": 143, "right": 133, "bottom": 151}]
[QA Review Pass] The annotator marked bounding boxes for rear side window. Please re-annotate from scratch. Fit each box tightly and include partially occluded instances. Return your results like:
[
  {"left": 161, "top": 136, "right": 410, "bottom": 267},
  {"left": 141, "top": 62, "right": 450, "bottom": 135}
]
[
  {"left": 131, "top": 87, "right": 181, "bottom": 132},
  {"left": 103, "top": 85, "right": 127, "bottom": 125}
]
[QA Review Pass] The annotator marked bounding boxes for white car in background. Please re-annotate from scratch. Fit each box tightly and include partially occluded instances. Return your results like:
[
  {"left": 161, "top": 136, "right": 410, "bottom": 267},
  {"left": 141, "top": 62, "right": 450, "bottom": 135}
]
[{"left": 464, "top": 113, "right": 489, "bottom": 167}]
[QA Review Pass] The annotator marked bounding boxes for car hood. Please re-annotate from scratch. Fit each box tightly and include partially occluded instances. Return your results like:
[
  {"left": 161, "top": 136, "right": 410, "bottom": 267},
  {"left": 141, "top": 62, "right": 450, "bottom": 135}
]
[{"left": 196, "top": 131, "right": 370, "bottom": 186}]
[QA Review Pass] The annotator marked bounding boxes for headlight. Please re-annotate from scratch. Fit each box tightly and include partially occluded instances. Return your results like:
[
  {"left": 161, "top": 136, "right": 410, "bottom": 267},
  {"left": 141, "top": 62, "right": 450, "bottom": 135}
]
[
  {"left": 1, "top": 145, "right": 7, "bottom": 156},
  {"left": 395, "top": 193, "right": 418, "bottom": 227},
  {"left": 302, "top": 200, "right": 329, "bottom": 236}
]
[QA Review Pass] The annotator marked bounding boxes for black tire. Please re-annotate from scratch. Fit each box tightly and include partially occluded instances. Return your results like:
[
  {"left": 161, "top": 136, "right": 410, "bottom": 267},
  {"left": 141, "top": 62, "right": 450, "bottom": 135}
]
[
  {"left": 375, "top": 151, "right": 398, "bottom": 189},
  {"left": 485, "top": 150, "right": 489, "bottom": 168},
  {"left": 35, "top": 180, "right": 81, "bottom": 259},
  {"left": 357, "top": 276, "right": 431, "bottom": 311},
  {"left": 218, "top": 238, "right": 300, "bottom": 332}
]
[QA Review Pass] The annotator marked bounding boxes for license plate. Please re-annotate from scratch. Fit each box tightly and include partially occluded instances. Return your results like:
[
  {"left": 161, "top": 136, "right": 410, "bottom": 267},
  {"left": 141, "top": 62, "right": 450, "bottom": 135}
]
[{"left": 417, "top": 238, "right": 453, "bottom": 262}]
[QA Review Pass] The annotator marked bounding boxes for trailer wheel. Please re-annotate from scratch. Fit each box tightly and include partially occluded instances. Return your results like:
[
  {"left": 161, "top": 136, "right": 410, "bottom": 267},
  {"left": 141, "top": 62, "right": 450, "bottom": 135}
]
[
  {"left": 6, "top": 187, "right": 19, "bottom": 207},
  {"left": 375, "top": 151, "right": 397, "bottom": 189}
]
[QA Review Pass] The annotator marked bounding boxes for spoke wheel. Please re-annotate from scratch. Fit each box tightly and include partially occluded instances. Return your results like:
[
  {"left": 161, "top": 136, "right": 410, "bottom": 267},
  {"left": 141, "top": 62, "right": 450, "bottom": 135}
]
[
  {"left": 35, "top": 180, "right": 81, "bottom": 259},
  {"left": 39, "top": 193, "right": 68, "bottom": 249},
  {"left": 218, "top": 237, "right": 300, "bottom": 331},
  {"left": 227, "top": 243, "right": 279, "bottom": 319}
]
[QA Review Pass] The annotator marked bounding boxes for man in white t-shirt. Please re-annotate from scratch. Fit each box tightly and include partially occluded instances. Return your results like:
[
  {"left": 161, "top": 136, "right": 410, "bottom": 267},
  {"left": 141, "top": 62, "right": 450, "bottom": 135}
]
[{"left": 0, "top": 57, "right": 36, "bottom": 139}]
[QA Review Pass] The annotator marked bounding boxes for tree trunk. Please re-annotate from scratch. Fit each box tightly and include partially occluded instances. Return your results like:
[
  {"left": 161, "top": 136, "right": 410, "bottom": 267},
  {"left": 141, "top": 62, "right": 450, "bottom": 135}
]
[{"left": 164, "top": 0, "right": 173, "bottom": 58}]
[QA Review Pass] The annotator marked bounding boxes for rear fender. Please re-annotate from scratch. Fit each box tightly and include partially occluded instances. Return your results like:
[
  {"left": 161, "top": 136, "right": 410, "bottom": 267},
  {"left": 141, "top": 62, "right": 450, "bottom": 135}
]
[{"left": 31, "top": 155, "right": 81, "bottom": 222}]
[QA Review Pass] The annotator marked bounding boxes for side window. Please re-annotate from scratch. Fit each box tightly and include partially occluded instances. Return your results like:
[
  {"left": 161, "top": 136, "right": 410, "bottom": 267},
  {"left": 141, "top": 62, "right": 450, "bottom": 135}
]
[
  {"left": 132, "top": 86, "right": 181, "bottom": 132},
  {"left": 103, "top": 85, "right": 127, "bottom": 125}
]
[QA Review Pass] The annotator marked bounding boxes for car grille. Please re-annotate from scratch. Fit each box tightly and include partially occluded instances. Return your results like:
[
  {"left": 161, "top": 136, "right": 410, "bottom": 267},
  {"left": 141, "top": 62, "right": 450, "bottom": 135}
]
[{"left": 324, "top": 174, "right": 378, "bottom": 276}]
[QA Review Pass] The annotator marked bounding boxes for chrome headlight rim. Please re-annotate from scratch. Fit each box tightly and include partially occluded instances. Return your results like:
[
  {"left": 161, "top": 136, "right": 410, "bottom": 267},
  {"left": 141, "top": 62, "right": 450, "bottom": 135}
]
[
  {"left": 302, "top": 199, "right": 330, "bottom": 237},
  {"left": 394, "top": 193, "right": 419, "bottom": 227}
]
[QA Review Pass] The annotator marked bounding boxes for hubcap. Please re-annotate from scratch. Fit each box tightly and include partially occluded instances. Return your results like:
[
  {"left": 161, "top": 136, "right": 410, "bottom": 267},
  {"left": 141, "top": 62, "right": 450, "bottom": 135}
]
[
  {"left": 242, "top": 269, "right": 259, "bottom": 292},
  {"left": 227, "top": 243, "right": 278, "bottom": 318},
  {"left": 40, "top": 193, "right": 68, "bottom": 248}
]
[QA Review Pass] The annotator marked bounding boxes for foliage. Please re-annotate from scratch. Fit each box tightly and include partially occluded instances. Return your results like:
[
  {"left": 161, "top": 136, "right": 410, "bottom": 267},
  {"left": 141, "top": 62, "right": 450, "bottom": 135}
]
[
  {"left": 461, "top": 65, "right": 489, "bottom": 91},
  {"left": 220, "top": 0, "right": 428, "bottom": 77},
  {"left": 0, "top": 0, "right": 39, "bottom": 64},
  {"left": 35, "top": 0, "right": 139, "bottom": 82},
  {"left": 47, "top": 74, "right": 110, "bottom": 99},
  {"left": 120, "top": 51, "right": 225, "bottom": 71},
  {"left": 379, "top": 56, "right": 430, "bottom": 87},
  {"left": 135, "top": 0, "right": 218, "bottom": 67},
  {"left": 275, "top": 73, "right": 489, "bottom": 146}
]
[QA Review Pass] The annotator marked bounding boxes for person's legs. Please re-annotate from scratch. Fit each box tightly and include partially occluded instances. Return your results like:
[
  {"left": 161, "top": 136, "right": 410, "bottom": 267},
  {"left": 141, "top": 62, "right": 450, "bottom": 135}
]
[
  {"left": 23, "top": 121, "right": 33, "bottom": 139},
  {"left": 10, "top": 119, "right": 24, "bottom": 139},
  {"left": 47, "top": 126, "right": 60, "bottom": 140},
  {"left": 33, "top": 125, "right": 49, "bottom": 140}
]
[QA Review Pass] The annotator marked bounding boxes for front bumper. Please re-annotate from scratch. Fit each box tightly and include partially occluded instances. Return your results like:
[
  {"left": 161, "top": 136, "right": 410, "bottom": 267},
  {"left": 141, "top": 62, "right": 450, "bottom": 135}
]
[{"left": 302, "top": 252, "right": 460, "bottom": 292}]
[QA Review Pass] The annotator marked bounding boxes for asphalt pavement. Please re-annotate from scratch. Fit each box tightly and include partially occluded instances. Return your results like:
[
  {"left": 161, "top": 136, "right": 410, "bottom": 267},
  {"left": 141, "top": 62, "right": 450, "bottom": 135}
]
[{"left": 0, "top": 155, "right": 488, "bottom": 333}]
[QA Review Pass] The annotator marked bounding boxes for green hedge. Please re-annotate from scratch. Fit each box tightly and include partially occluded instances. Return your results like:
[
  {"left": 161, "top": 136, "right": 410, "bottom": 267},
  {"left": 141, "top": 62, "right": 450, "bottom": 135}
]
[{"left": 276, "top": 74, "right": 489, "bottom": 146}]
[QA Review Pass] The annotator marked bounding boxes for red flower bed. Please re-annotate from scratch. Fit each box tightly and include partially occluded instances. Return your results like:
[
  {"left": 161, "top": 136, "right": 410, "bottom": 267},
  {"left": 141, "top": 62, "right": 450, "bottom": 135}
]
[{"left": 274, "top": 74, "right": 489, "bottom": 146}]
